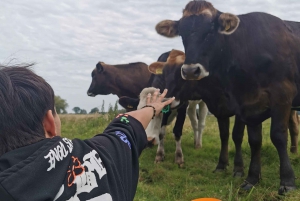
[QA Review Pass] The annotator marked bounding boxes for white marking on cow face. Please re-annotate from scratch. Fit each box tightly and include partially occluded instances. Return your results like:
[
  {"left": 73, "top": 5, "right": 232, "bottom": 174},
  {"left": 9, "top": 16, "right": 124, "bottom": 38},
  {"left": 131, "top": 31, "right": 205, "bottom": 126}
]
[
  {"left": 137, "top": 87, "right": 180, "bottom": 145},
  {"left": 181, "top": 63, "right": 209, "bottom": 80}
]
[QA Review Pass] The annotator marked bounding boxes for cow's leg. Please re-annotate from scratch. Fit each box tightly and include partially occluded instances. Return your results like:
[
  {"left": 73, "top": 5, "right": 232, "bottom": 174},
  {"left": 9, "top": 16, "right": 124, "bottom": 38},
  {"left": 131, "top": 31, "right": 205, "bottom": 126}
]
[
  {"left": 213, "top": 117, "right": 229, "bottom": 172},
  {"left": 173, "top": 102, "right": 188, "bottom": 167},
  {"left": 155, "top": 111, "right": 171, "bottom": 163},
  {"left": 270, "top": 107, "right": 296, "bottom": 195},
  {"left": 155, "top": 126, "right": 166, "bottom": 163},
  {"left": 187, "top": 101, "right": 199, "bottom": 148},
  {"left": 232, "top": 116, "right": 246, "bottom": 177},
  {"left": 241, "top": 124, "right": 262, "bottom": 190},
  {"left": 197, "top": 101, "right": 208, "bottom": 148},
  {"left": 288, "top": 110, "right": 299, "bottom": 154}
]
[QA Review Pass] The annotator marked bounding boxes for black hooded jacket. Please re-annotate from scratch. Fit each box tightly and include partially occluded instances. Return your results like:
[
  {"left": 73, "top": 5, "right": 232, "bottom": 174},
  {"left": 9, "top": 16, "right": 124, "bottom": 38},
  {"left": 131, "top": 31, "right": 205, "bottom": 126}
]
[{"left": 0, "top": 114, "right": 147, "bottom": 201}]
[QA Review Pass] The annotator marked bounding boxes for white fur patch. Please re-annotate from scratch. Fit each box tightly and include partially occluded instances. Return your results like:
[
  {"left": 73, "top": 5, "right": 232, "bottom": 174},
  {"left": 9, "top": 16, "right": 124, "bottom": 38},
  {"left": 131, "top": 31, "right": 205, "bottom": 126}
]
[
  {"left": 171, "top": 100, "right": 180, "bottom": 108},
  {"left": 137, "top": 87, "right": 157, "bottom": 109},
  {"left": 137, "top": 87, "right": 161, "bottom": 145},
  {"left": 137, "top": 87, "right": 180, "bottom": 145}
]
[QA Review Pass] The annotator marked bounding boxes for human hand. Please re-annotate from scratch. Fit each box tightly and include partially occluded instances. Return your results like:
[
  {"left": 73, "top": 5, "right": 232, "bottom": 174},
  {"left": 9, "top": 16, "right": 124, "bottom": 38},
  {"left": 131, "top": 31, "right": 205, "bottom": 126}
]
[{"left": 146, "top": 89, "right": 175, "bottom": 116}]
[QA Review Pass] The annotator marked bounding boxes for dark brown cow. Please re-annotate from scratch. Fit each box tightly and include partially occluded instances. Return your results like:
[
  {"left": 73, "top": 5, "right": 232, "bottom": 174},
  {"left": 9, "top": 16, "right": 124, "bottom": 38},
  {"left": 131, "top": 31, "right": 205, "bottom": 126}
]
[
  {"left": 149, "top": 49, "right": 246, "bottom": 175},
  {"left": 155, "top": 0, "right": 300, "bottom": 194},
  {"left": 87, "top": 61, "right": 152, "bottom": 99},
  {"left": 149, "top": 49, "right": 299, "bottom": 177}
]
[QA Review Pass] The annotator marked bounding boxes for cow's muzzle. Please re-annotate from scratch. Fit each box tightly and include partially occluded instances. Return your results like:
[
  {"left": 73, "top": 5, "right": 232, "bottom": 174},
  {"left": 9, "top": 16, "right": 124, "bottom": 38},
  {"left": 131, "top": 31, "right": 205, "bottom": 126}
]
[
  {"left": 181, "top": 64, "right": 209, "bottom": 80},
  {"left": 87, "top": 91, "right": 96, "bottom": 97}
]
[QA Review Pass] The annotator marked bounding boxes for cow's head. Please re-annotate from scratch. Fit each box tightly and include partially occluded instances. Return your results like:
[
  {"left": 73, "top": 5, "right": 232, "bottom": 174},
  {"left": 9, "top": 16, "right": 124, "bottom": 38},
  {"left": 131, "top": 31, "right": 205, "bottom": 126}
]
[
  {"left": 119, "top": 87, "right": 180, "bottom": 146},
  {"left": 149, "top": 49, "right": 187, "bottom": 99},
  {"left": 87, "top": 62, "right": 116, "bottom": 96},
  {"left": 155, "top": 0, "right": 240, "bottom": 80}
]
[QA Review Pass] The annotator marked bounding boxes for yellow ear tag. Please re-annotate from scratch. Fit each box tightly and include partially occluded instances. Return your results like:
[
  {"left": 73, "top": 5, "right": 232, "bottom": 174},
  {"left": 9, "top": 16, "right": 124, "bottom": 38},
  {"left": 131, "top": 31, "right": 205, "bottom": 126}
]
[
  {"left": 156, "top": 68, "right": 163, "bottom": 74},
  {"left": 127, "top": 105, "right": 133, "bottom": 109},
  {"left": 225, "top": 23, "right": 231, "bottom": 31}
]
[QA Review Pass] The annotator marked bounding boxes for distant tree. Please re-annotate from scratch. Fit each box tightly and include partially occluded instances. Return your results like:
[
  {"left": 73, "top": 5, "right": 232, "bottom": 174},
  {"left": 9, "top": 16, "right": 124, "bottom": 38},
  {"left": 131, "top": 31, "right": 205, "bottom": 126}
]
[
  {"left": 80, "top": 109, "right": 87, "bottom": 114},
  {"left": 108, "top": 103, "right": 113, "bottom": 114},
  {"left": 114, "top": 101, "right": 119, "bottom": 112},
  {"left": 73, "top": 107, "right": 81, "bottom": 114},
  {"left": 101, "top": 100, "right": 105, "bottom": 114},
  {"left": 89, "top": 107, "right": 100, "bottom": 114},
  {"left": 54, "top": 95, "right": 68, "bottom": 114}
]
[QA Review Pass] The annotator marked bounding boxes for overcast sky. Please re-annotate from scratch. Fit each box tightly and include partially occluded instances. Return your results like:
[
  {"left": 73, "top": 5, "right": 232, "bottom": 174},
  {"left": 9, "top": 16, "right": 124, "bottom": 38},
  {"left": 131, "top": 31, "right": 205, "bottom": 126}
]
[{"left": 1, "top": 0, "right": 300, "bottom": 113}]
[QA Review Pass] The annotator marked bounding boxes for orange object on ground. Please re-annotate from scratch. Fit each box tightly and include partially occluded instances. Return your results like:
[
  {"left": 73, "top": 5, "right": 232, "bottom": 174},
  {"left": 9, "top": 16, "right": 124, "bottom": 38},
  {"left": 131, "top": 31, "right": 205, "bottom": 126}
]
[{"left": 192, "top": 198, "right": 221, "bottom": 201}]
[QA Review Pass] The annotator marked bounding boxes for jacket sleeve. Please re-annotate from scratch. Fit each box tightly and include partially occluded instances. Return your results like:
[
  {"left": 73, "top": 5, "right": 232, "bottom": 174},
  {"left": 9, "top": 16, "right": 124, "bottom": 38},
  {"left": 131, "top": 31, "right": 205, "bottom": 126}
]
[
  {"left": 85, "top": 114, "right": 148, "bottom": 200},
  {"left": 88, "top": 114, "right": 148, "bottom": 156}
]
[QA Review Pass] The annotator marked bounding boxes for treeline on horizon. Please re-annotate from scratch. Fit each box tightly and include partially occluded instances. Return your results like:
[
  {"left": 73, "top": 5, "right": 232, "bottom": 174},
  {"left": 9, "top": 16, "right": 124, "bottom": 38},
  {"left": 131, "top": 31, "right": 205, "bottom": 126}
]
[{"left": 54, "top": 95, "right": 126, "bottom": 115}]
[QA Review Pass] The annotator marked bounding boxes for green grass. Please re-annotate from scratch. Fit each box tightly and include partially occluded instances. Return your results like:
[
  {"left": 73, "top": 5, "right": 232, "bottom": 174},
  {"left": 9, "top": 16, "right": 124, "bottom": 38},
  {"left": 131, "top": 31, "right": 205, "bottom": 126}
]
[{"left": 60, "top": 114, "right": 300, "bottom": 201}]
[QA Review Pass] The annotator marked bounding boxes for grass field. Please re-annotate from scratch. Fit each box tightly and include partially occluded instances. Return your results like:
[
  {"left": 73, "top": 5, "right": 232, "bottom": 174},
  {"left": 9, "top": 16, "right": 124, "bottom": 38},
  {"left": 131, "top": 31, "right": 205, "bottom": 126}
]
[{"left": 60, "top": 114, "right": 300, "bottom": 201}]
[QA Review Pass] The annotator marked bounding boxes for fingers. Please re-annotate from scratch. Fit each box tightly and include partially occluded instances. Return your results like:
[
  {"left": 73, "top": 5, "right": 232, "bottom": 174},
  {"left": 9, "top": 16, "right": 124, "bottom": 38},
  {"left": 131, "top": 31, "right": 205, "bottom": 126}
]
[
  {"left": 159, "top": 89, "right": 168, "bottom": 101},
  {"left": 147, "top": 88, "right": 170, "bottom": 105},
  {"left": 163, "top": 96, "right": 175, "bottom": 106},
  {"left": 152, "top": 89, "right": 159, "bottom": 102},
  {"left": 146, "top": 93, "right": 151, "bottom": 104}
]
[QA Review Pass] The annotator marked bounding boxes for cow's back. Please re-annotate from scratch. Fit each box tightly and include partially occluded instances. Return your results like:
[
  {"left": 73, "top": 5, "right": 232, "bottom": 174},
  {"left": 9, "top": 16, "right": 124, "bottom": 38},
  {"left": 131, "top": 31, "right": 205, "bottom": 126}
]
[{"left": 284, "top": 21, "right": 300, "bottom": 38}]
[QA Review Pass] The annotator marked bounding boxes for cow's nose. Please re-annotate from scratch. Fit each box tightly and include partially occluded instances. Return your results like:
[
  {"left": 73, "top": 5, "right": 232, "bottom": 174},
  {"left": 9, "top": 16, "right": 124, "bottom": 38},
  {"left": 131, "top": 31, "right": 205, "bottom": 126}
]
[
  {"left": 87, "top": 91, "right": 95, "bottom": 97},
  {"left": 181, "top": 65, "right": 201, "bottom": 80}
]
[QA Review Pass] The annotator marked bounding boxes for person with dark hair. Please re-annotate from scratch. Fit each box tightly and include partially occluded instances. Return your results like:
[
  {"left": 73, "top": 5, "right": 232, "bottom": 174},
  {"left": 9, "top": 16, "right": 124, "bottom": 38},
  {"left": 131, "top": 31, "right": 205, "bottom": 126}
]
[{"left": 0, "top": 65, "right": 174, "bottom": 201}]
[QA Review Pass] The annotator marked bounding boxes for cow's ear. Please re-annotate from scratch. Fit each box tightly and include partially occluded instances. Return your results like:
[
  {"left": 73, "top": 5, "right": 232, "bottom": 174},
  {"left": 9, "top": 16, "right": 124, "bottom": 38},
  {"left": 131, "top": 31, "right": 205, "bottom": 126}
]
[
  {"left": 96, "top": 62, "right": 104, "bottom": 73},
  {"left": 155, "top": 20, "right": 179, "bottom": 38},
  {"left": 218, "top": 13, "right": 240, "bottom": 35},
  {"left": 118, "top": 96, "right": 139, "bottom": 111},
  {"left": 148, "top": 62, "right": 165, "bottom": 74}
]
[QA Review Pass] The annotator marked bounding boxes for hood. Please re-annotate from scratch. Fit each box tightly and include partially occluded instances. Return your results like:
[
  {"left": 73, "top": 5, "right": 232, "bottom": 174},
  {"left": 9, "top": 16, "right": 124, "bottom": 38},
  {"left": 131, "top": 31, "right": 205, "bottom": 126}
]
[{"left": 0, "top": 137, "right": 73, "bottom": 201}]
